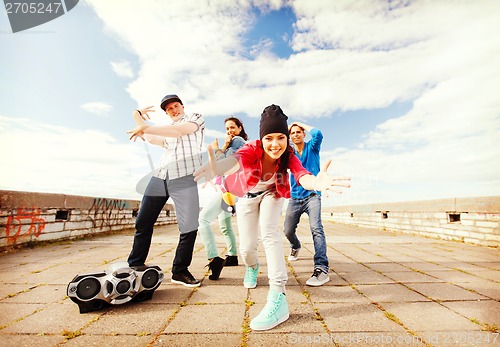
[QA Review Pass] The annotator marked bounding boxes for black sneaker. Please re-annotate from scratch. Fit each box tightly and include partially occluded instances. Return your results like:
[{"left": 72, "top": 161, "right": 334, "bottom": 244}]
[
  {"left": 206, "top": 256, "right": 225, "bottom": 280},
  {"left": 224, "top": 255, "right": 239, "bottom": 267},
  {"left": 288, "top": 247, "right": 300, "bottom": 261},
  {"left": 171, "top": 270, "right": 201, "bottom": 287}
]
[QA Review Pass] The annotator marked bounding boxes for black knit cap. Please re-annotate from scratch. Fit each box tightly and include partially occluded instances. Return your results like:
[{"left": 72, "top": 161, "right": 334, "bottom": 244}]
[{"left": 259, "top": 104, "right": 289, "bottom": 139}]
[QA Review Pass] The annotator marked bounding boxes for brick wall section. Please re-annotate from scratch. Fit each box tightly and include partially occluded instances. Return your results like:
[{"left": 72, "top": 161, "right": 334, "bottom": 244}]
[
  {"left": 323, "top": 196, "right": 500, "bottom": 247},
  {"left": 0, "top": 190, "right": 176, "bottom": 249}
]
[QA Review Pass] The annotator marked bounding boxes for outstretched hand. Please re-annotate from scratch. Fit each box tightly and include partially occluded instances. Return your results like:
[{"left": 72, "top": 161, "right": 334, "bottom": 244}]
[
  {"left": 136, "top": 106, "right": 155, "bottom": 121},
  {"left": 313, "top": 159, "right": 351, "bottom": 197},
  {"left": 128, "top": 106, "right": 155, "bottom": 141},
  {"left": 127, "top": 124, "right": 149, "bottom": 141}
]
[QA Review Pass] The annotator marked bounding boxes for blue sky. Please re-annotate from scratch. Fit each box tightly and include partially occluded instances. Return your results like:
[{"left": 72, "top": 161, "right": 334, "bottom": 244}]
[{"left": 1, "top": 0, "right": 499, "bottom": 207}]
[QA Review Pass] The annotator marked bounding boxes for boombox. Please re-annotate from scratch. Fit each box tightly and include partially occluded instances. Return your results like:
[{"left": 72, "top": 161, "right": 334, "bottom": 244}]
[{"left": 67, "top": 262, "right": 164, "bottom": 313}]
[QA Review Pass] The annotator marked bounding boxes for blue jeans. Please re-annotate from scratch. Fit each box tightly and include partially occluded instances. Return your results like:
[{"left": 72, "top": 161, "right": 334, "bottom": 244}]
[{"left": 283, "top": 193, "right": 329, "bottom": 273}]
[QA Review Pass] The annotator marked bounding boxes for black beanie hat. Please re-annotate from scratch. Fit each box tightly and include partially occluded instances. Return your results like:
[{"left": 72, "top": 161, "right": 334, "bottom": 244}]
[{"left": 259, "top": 104, "right": 289, "bottom": 139}]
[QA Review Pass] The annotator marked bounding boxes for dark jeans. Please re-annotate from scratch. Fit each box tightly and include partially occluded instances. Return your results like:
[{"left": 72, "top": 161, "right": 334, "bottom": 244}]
[
  {"left": 283, "top": 193, "right": 329, "bottom": 273},
  {"left": 128, "top": 176, "right": 199, "bottom": 274}
]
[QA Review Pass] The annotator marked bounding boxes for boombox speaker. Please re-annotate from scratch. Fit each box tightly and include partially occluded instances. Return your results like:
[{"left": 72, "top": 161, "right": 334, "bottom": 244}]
[{"left": 67, "top": 262, "right": 164, "bottom": 313}]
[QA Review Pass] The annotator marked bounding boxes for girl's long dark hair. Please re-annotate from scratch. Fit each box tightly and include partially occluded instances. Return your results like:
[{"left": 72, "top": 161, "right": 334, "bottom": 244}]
[
  {"left": 224, "top": 116, "right": 249, "bottom": 141},
  {"left": 273, "top": 143, "right": 294, "bottom": 187}
]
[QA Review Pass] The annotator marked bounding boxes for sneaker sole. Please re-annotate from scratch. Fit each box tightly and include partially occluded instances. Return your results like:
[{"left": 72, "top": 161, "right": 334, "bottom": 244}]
[
  {"left": 250, "top": 312, "right": 290, "bottom": 331},
  {"left": 171, "top": 279, "right": 201, "bottom": 288},
  {"left": 288, "top": 256, "right": 298, "bottom": 261},
  {"left": 244, "top": 282, "right": 257, "bottom": 289},
  {"left": 306, "top": 277, "right": 330, "bottom": 287}
]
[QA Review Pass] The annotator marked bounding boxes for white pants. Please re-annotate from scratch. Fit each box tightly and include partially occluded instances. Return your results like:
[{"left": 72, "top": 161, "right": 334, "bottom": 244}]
[{"left": 236, "top": 191, "right": 287, "bottom": 293}]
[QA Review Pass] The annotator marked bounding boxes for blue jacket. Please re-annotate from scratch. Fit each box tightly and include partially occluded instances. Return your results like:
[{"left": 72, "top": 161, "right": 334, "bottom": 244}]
[{"left": 290, "top": 128, "right": 323, "bottom": 199}]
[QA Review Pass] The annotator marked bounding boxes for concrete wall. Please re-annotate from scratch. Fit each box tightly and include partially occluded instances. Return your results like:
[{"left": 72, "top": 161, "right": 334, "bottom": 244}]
[
  {"left": 3, "top": 190, "right": 499, "bottom": 249},
  {"left": 0, "top": 190, "right": 176, "bottom": 249},
  {"left": 323, "top": 196, "right": 500, "bottom": 247}
]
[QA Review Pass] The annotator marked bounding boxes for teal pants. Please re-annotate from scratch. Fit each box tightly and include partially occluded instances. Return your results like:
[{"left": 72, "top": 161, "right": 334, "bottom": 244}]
[{"left": 198, "top": 190, "right": 238, "bottom": 259}]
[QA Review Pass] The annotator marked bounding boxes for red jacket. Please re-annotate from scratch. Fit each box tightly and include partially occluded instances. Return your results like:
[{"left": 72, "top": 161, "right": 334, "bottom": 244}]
[{"left": 224, "top": 140, "right": 310, "bottom": 198}]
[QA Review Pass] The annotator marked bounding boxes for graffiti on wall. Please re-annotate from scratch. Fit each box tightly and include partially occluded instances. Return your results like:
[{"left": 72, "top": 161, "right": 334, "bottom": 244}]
[
  {"left": 86, "top": 198, "right": 130, "bottom": 229},
  {"left": 6, "top": 208, "right": 46, "bottom": 245}
]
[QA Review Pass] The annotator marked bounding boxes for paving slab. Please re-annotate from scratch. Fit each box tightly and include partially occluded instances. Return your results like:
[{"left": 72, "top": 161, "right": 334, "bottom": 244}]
[
  {"left": 473, "top": 270, "right": 500, "bottom": 282},
  {"left": 441, "top": 300, "right": 500, "bottom": 327},
  {"left": 317, "top": 302, "right": 407, "bottom": 333},
  {"left": 425, "top": 270, "right": 493, "bottom": 283},
  {"left": 163, "top": 303, "right": 245, "bottom": 334},
  {"left": 64, "top": 335, "right": 152, "bottom": 347},
  {"left": 246, "top": 332, "right": 301, "bottom": 347},
  {"left": 306, "top": 284, "right": 372, "bottom": 304},
  {"left": 363, "top": 262, "right": 412, "bottom": 272},
  {"left": 82, "top": 303, "right": 177, "bottom": 335},
  {"left": 375, "top": 253, "right": 421, "bottom": 263},
  {"left": 330, "top": 262, "right": 370, "bottom": 273},
  {"left": 405, "top": 283, "right": 489, "bottom": 301},
  {"left": 435, "top": 261, "right": 499, "bottom": 272},
  {"left": 189, "top": 284, "right": 247, "bottom": 304},
  {"left": 476, "top": 262, "right": 500, "bottom": 270},
  {"left": 1, "top": 284, "right": 66, "bottom": 304},
  {"left": 0, "top": 283, "right": 33, "bottom": 299},
  {"left": 0, "top": 335, "right": 66, "bottom": 346},
  {"left": 154, "top": 333, "right": 242, "bottom": 346},
  {"left": 2, "top": 302, "right": 99, "bottom": 334},
  {"left": 459, "top": 281, "right": 500, "bottom": 301},
  {"left": 0, "top": 302, "right": 45, "bottom": 328},
  {"left": 384, "top": 271, "right": 445, "bottom": 283},
  {"left": 401, "top": 261, "right": 450, "bottom": 272},
  {"left": 417, "top": 331, "right": 500, "bottom": 347},
  {"left": 381, "top": 302, "right": 480, "bottom": 332},
  {"left": 356, "top": 283, "right": 431, "bottom": 302},
  {"left": 144, "top": 284, "right": 193, "bottom": 304},
  {"left": 337, "top": 270, "right": 394, "bottom": 285}
]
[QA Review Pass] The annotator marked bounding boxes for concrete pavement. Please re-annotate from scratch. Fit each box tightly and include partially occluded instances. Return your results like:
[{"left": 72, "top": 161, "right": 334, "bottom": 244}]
[{"left": 0, "top": 219, "right": 499, "bottom": 346}]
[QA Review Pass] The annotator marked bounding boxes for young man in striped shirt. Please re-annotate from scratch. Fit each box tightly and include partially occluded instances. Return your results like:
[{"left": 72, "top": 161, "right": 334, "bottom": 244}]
[{"left": 127, "top": 94, "right": 205, "bottom": 287}]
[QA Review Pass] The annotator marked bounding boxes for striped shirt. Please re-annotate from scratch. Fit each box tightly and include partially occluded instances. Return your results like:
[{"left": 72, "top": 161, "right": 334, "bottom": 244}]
[{"left": 154, "top": 112, "right": 205, "bottom": 180}]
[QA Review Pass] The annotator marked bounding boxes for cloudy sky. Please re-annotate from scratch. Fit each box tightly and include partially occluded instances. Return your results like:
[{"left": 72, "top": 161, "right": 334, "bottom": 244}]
[{"left": 1, "top": 0, "right": 499, "bottom": 207}]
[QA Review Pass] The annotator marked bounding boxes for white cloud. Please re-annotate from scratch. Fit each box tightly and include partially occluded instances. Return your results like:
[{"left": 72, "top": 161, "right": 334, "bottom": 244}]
[
  {"left": 0, "top": 115, "right": 147, "bottom": 200},
  {"left": 81, "top": 102, "right": 113, "bottom": 115},
  {"left": 110, "top": 60, "right": 134, "bottom": 78},
  {"left": 205, "top": 128, "right": 226, "bottom": 140},
  {"left": 85, "top": 1, "right": 499, "bottom": 117}
]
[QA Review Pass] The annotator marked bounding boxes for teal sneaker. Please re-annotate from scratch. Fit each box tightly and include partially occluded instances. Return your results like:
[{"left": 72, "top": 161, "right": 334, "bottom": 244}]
[
  {"left": 244, "top": 264, "right": 259, "bottom": 289},
  {"left": 250, "top": 290, "right": 289, "bottom": 330}
]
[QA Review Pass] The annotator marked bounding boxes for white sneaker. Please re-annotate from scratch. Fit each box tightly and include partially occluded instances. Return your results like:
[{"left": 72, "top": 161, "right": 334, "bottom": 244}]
[
  {"left": 306, "top": 269, "right": 330, "bottom": 286},
  {"left": 288, "top": 248, "right": 300, "bottom": 261},
  {"left": 244, "top": 264, "right": 259, "bottom": 289},
  {"left": 250, "top": 290, "right": 289, "bottom": 330}
]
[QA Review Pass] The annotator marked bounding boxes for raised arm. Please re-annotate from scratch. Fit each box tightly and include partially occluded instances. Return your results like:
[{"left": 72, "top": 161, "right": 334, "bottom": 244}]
[
  {"left": 289, "top": 121, "right": 313, "bottom": 132},
  {"left": 127, "top": 108, "right": 197, "bottom": 141},
  {"left": 143, "top": 122, "right": 196, "bottom": 137},
  {"left": 142, "top": 134, "right": 167, "bottom": 147}
]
